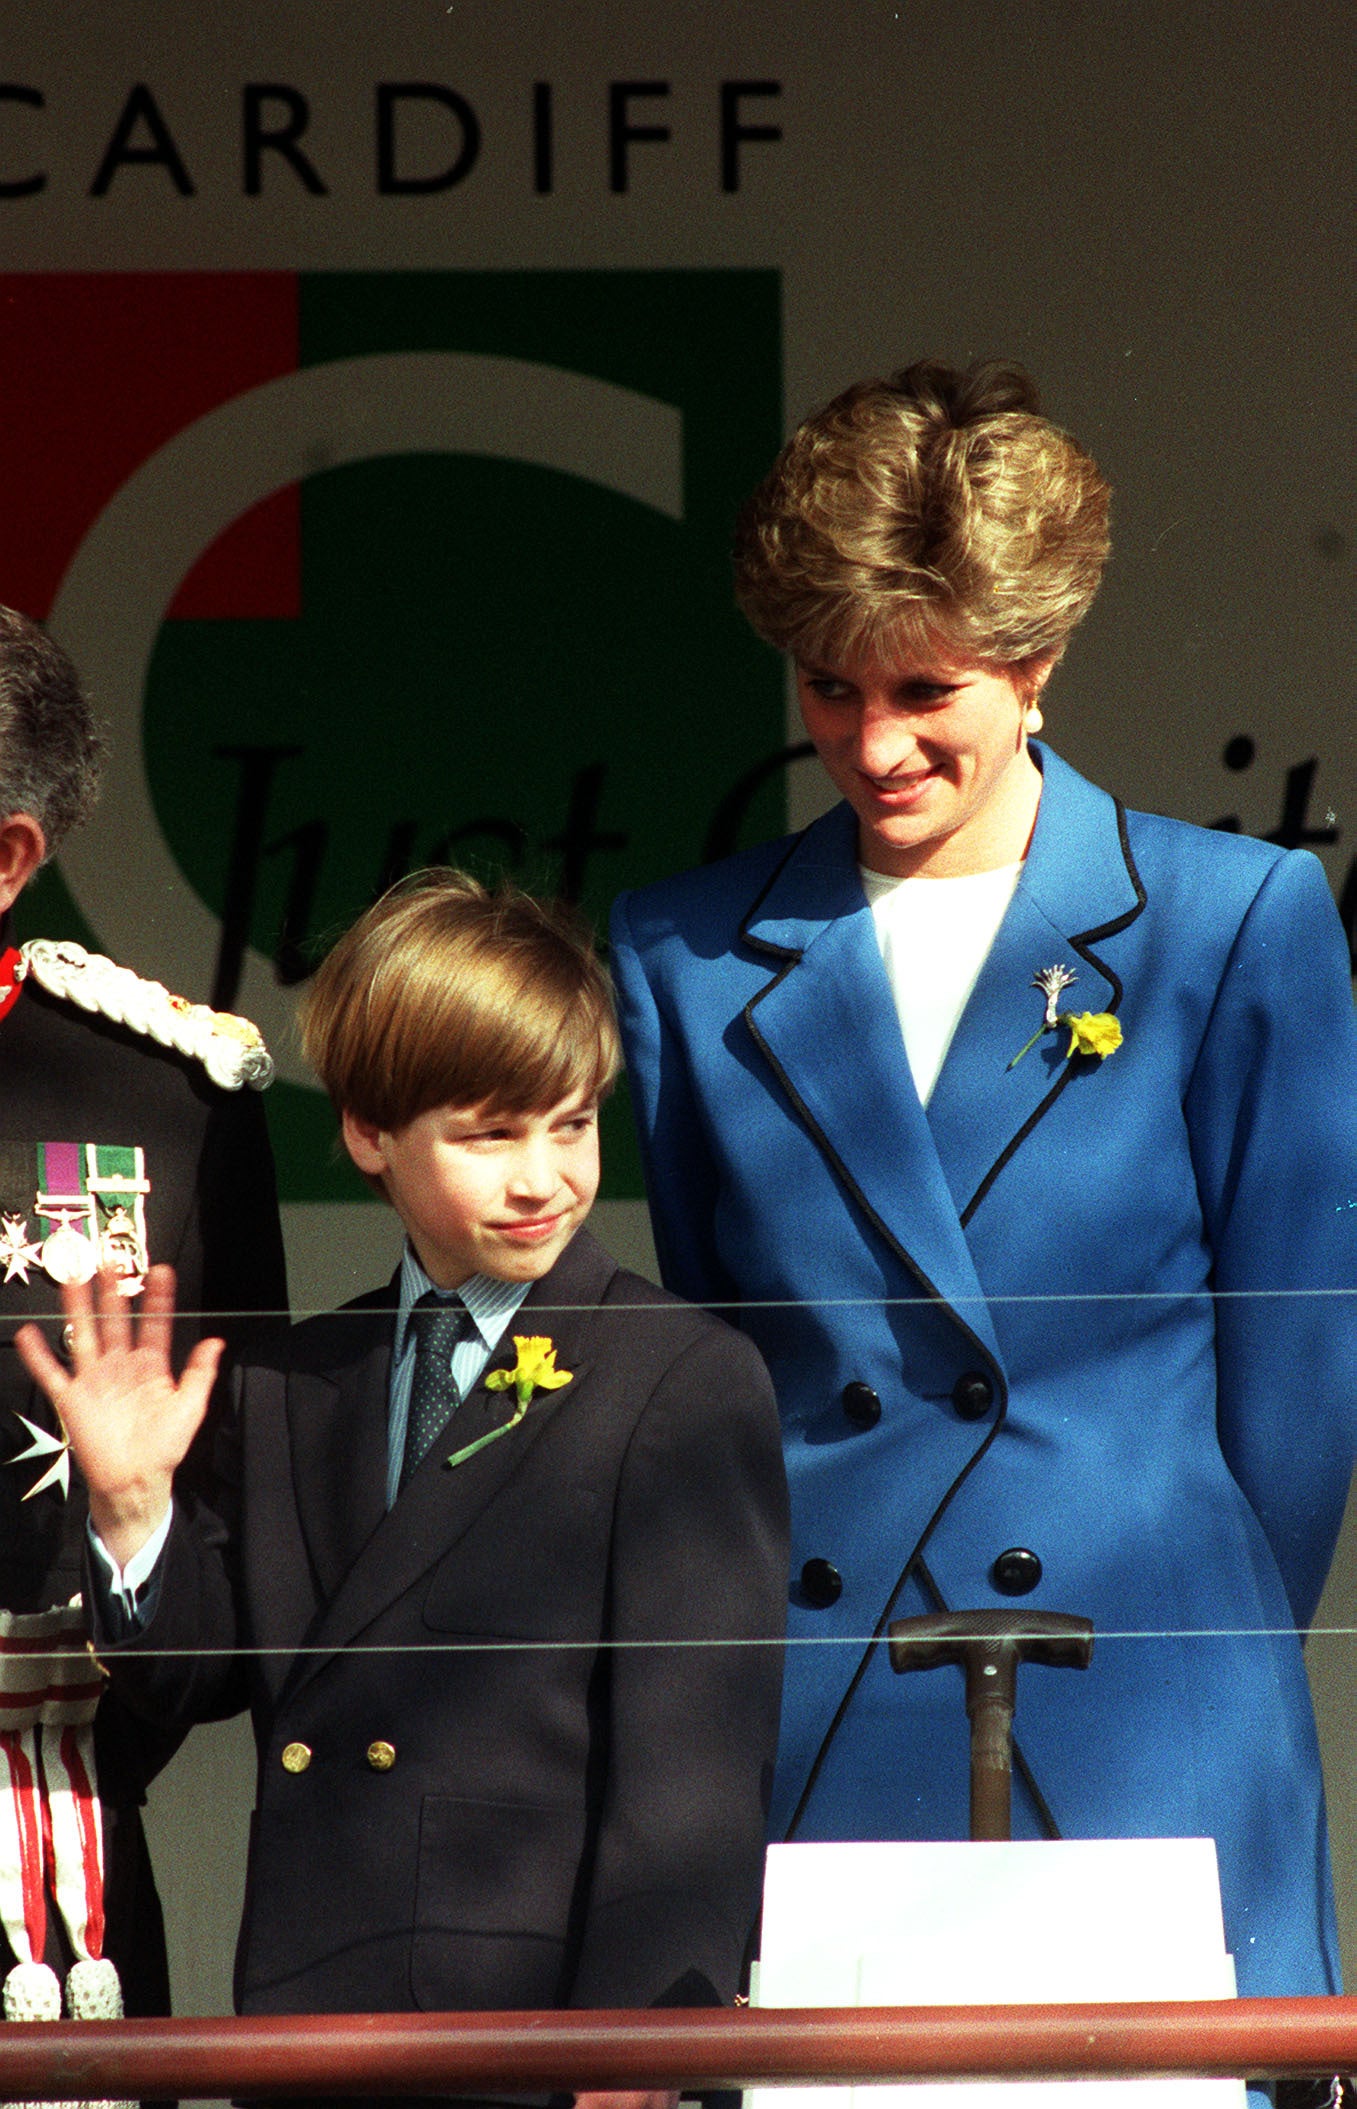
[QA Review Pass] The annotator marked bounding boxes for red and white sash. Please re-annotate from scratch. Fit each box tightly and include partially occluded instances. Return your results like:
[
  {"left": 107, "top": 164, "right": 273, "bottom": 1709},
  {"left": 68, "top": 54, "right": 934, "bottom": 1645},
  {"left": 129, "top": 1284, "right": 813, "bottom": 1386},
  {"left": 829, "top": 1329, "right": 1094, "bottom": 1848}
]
[
  {"left": 0, "top": 1607, "right": 129, "bottom": 2109},
  {"left": 0, "top": 1607, "right": 105, "bottom": 1973}
]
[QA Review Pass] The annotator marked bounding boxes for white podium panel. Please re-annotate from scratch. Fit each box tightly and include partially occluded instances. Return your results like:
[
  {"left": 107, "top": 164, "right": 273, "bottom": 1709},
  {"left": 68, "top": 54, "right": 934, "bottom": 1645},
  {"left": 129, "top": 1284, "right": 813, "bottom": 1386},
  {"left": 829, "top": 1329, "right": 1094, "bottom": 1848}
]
[{"left": 749, "top": 1838, "right": 1244, "bottom": 2109}]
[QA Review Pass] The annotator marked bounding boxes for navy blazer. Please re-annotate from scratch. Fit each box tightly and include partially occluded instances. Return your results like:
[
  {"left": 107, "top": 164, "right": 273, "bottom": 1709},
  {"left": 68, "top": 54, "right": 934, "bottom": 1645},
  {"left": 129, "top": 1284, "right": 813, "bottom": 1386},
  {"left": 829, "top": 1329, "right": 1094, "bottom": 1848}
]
[
  {"left": 610, "top": 744, "right": 1357, "bottom": 1999},
  {"left": 92, "top": 1229, "right": 787, "bottom": 2017}
]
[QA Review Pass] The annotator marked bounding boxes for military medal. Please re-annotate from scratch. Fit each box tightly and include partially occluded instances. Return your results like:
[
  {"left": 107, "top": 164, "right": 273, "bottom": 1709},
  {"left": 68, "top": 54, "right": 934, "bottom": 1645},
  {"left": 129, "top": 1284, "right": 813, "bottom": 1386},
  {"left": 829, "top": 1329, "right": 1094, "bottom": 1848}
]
[
  {"left": 37, "top": 1217, "right": 98, "bottom": 1287},
  {"left": 5, "top": 1142, "right": 150, "bottom": 1501},
  {"left": 35, "top": 1143, "right": 99, "bottom": 1285},
  {"left": 84, "top": 1148, "right": 150, "bottom": 1293},
  {"left": 32, "top": 1143, "right": 150, "bottom": 1295},
  {"left": 0, "top": 1143, "right": 152, "bottom": 1298},
  {"left": 0, "top": 1215, "right": 41, "bottom": 1284},
  {"left": 98, "top": 1205, "right": 144, "bottom": 1286},
  {"left": 8, "top": 1413, "right": 71, "bottom": 1500}
]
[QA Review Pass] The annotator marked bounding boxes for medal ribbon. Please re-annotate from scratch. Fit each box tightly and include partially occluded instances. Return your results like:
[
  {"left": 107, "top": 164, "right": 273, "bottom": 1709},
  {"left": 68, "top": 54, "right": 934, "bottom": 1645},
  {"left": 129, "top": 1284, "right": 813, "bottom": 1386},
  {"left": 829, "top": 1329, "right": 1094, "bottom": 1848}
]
[
  {"left": 36, "top": 1141, "right": 87, "bottom": 1225},
  {"left": 34, "top": 1140, "right": 97, "bottom": 1286}
]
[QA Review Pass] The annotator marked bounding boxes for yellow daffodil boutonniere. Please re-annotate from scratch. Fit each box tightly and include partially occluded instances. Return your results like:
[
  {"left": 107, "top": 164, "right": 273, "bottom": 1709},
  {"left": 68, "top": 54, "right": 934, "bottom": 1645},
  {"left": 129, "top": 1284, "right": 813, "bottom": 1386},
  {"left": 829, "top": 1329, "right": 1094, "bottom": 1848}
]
[
  {"left": 1064, "top": 1011, "right": 1123, "bottom": 1060},
  {"left": 1009, "top": 965, "right": 1123, "bottom": 1071},
  {"left": 486, "top": 1335, "right": 574, "bottom": 1407},
  {"left": 447, "top": 1335, "right": 574, "bottom": 1469}
]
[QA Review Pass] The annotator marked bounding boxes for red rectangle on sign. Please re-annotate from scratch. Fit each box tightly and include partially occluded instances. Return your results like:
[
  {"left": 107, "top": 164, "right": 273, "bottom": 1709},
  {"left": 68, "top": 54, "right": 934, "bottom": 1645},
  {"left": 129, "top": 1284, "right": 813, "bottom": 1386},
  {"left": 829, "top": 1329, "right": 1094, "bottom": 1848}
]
[{"left": 0, "top": 272, "right": 300, "bottom": 620}]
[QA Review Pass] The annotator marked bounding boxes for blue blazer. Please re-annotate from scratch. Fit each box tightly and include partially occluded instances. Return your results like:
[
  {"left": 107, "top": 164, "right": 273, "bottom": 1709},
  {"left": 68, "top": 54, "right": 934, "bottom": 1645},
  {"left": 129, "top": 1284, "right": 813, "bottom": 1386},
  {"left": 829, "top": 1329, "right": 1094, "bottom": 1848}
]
[{"left": 610, "top": 745, "right": 1357, "bottom": 1998}]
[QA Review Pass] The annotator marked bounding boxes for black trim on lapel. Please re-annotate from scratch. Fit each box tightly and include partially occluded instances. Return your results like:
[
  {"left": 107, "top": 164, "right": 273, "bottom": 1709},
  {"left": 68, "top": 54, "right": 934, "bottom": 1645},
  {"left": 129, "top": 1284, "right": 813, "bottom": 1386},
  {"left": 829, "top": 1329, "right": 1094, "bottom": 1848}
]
[
  {"left": 737, "top": 830, "right": 816, "bottom": 960},
  {"left": 782, "top": 1410, "right": 1008, "bottom": 1840},
  {"left": 737, "top": 810, "right": 1019, "bottom": 1838},
  {"left": 745, "top": 991, "right": 1005, "bottom": 1379},
  {"left": 737, "top": 837, "right": 1006, "bottom": 1391},
  {"left": 958, "top": 799, "right": 1147, "bottom": 1226},
  {"left": 785, "top": 1536, "right": 1063, "bottom": 1843}
]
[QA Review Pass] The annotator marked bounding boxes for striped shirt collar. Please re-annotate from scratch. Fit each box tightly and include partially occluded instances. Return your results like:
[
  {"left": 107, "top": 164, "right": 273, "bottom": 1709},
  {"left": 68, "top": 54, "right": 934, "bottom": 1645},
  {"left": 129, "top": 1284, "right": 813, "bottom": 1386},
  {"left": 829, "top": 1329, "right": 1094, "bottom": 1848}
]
[{"left": 394, "top": 1243, "right": 532, "bottom": 1358}]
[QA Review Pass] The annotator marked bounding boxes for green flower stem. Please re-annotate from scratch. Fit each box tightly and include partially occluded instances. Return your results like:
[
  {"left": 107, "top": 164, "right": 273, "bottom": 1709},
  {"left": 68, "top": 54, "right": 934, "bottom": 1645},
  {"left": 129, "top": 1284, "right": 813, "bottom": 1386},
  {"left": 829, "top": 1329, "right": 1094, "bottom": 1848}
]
[
  {"left": 1007, "top": 1022, "right": 1052, "bottom": 1070},
  {"left": 446, "top": 1394, "right": 531, "bottom": 1471}
]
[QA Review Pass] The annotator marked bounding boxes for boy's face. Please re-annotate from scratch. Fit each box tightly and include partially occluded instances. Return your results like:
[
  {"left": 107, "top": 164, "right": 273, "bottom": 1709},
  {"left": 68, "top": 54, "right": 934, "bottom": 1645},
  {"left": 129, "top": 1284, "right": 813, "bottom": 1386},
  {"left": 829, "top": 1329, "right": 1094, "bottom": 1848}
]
[{"left": 342, "top": 1090, "right": 600, "bottom": 1290}]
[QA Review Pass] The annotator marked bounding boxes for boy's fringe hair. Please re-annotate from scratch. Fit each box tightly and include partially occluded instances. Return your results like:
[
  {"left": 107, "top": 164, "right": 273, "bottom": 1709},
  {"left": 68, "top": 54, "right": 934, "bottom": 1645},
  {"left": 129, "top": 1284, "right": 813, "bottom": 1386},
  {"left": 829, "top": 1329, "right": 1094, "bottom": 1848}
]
[{"left": 298, "top": 868, "right": 619, "bottom": 1132}]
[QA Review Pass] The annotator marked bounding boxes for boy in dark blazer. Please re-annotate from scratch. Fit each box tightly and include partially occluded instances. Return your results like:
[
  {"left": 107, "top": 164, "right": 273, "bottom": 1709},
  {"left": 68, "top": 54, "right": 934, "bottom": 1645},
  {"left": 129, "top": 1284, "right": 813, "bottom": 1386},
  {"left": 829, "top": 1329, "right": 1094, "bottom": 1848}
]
[{"left": 18, "top": 872, "right": 787, "bottom": 2104}]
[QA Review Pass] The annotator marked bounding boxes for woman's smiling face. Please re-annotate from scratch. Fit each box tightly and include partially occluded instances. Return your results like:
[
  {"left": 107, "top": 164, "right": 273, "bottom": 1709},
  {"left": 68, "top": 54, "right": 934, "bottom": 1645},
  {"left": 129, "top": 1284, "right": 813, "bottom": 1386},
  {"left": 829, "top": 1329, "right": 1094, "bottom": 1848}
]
[{"left": 795, "top": 645, "right": 1049, "bottom": 879}]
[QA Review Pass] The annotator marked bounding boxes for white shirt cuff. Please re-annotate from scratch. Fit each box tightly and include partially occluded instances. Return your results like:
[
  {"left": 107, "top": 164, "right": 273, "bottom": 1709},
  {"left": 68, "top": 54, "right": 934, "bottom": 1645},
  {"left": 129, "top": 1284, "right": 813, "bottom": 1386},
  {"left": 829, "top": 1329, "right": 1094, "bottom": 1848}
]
[{"left": 86, "top": 1501, "right": 174, "bottom": 1608}]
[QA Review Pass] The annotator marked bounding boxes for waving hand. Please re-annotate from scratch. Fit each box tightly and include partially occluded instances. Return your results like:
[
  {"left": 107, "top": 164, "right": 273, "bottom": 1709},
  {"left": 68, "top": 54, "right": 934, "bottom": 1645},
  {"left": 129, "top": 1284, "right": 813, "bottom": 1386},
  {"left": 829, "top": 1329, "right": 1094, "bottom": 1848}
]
[{"left": 15, "top": 1264, "right": 224, "bottom": 1570}]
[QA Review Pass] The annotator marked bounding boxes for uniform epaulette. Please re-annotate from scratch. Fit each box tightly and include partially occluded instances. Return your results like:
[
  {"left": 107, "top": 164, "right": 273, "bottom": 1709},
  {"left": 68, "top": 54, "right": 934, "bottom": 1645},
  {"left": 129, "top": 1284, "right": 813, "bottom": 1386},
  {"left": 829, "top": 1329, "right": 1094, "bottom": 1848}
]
[{"left": 17, "top": 939, "right": 275, "bottom": 1092}]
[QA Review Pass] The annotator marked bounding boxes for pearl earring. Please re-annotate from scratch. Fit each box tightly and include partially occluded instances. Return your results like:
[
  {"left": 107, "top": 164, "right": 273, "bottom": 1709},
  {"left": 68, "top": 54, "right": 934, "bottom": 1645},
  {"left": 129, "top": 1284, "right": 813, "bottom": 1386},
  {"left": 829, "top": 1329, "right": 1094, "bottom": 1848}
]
[{"left": 1024, "top": 703, "right": 1044, "bottom": 735}]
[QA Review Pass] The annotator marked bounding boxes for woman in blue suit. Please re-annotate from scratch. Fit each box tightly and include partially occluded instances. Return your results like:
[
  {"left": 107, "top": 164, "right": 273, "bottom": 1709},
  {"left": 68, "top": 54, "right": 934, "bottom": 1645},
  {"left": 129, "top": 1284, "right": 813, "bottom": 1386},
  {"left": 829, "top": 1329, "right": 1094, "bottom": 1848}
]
[{"left": 609, "top": 360, "right": 1357, "bottom": 1999}]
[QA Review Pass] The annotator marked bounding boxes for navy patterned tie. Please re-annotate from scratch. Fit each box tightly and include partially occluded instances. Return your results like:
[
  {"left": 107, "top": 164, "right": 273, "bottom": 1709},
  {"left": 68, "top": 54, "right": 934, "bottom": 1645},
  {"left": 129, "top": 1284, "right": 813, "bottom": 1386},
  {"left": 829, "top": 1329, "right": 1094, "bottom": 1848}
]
[{"left": 399, "top": 1290, "right": 475, "bottom": 1491}]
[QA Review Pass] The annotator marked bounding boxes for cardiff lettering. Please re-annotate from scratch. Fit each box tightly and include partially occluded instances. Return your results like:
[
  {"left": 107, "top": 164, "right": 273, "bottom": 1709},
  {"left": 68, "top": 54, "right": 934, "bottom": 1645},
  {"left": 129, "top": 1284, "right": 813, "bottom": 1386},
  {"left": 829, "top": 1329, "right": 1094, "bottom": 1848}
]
[{"left": 0, "top": 78, "right": 782, "bottom": 199}]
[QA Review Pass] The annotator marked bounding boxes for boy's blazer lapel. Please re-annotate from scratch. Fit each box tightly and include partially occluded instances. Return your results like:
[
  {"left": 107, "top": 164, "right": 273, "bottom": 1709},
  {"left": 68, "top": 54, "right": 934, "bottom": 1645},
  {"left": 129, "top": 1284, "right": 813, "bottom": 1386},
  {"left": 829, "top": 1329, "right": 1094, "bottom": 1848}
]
[
  {"left": 925, "top": 749, "right": 1146, "bottom": 1219},
  {"left": 287, "top": 1233, "right": 616, "bottom": 1687},
  {"left": 285, "top": 1287, "right": 394, "bottom": 1602}
]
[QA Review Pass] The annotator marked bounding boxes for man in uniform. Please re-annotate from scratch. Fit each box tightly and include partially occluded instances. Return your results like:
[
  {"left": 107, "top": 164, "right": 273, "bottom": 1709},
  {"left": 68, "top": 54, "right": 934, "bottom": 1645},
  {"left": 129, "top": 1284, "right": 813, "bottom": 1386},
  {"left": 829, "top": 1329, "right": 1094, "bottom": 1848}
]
[{"left": 0, "top": 604, "right": 286, "bottom": 2018}]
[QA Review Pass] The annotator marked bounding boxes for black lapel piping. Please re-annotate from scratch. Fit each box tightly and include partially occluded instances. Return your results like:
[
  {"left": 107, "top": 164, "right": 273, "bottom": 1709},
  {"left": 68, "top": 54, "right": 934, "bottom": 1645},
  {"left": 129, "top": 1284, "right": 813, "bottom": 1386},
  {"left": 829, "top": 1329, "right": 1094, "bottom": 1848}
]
[
  {"left": 782, "top": 1402, "right": 1008, "bottom": 1840},
  {"left": 737, "top": 822, "right": 999, "bottom": 1359},
  {"left": 959, "top": 800, "right": 1148, "bottom": 1229},
  {"left": 744, "top": 987, "right": 1003, "bottom": 1382},
  {"left": 735, "top": 829, "right": 813, "bottom": 961}
]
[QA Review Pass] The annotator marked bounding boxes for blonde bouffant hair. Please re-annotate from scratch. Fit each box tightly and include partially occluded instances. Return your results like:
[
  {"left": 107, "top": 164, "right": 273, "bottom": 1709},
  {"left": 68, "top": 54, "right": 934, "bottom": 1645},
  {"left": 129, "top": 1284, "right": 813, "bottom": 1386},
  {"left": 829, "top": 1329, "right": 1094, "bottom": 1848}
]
[
  {"left": 298, "top": 869, "right": 619, "bottom": 1134},
  {"left": 733, "top": 359, "right": 1110, "bottom": 675}
]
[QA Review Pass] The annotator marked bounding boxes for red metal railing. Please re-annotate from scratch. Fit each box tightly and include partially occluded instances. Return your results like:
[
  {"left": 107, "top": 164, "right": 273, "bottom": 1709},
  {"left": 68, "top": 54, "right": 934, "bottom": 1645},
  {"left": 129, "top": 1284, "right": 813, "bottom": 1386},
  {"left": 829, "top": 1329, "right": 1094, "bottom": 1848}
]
[{"left": 0, "top": 2000, "right": 1355, "bottom": 2098}]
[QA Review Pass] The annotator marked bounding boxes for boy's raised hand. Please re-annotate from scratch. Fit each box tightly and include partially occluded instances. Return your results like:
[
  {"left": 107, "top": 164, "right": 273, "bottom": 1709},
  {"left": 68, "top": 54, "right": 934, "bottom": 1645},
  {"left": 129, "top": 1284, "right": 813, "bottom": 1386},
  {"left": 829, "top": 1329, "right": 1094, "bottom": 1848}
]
[{"left": 14, "top": 1264, "right": 225, "bottom": 1571}]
